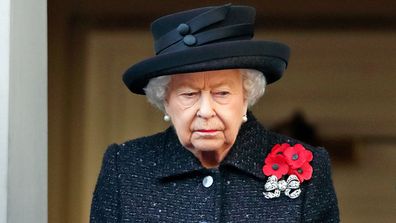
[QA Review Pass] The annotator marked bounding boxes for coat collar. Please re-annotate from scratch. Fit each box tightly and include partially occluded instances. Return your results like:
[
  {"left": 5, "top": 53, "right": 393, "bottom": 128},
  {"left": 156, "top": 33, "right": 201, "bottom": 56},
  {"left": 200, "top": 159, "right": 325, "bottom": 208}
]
[{"left": 155, "top": 112, "right": 272, "bottom": 180}]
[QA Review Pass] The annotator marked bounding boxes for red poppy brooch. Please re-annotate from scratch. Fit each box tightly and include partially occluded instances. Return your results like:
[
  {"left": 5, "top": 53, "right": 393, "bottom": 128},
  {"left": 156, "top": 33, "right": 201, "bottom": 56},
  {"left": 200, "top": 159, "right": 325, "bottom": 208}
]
[{"left": 262, "top": 143, "right": 313, "bottom": 199}]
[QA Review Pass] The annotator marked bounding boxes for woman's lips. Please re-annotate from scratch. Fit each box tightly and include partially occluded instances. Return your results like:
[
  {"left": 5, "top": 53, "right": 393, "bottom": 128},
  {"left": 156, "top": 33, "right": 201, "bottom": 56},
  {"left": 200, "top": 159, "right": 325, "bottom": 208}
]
[
  {"left": 196, "top": 129, "right": 218, "bottom": 133},
  {"left": 193, "top": 129, "right": 221, "bottom": 137}
]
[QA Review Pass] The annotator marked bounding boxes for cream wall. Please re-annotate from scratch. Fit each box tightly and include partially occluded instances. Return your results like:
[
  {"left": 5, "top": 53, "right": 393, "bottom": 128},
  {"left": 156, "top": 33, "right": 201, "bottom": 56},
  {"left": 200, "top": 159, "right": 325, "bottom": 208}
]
[
  {"left": 254, "top": 31, "right": 396, "bottom": 136},
  {"left": 61, "top": 30, "right": 396, "bottom": 222},
  {"left": 0, "top": 0, "right": 11, "bottom": 219},
  {"left": 333, "top": 141, "right": 395, "bottom": 222},
  {"left": 1, "top": 0, "right": 47, "bottom": 222}
]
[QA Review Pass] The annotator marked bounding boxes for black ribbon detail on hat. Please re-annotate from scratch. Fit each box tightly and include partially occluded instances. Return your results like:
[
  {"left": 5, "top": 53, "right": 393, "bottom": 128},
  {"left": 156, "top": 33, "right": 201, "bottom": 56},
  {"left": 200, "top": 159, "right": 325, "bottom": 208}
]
[{"left": 155, "top": 4, "right": 254, "bottom": 55}]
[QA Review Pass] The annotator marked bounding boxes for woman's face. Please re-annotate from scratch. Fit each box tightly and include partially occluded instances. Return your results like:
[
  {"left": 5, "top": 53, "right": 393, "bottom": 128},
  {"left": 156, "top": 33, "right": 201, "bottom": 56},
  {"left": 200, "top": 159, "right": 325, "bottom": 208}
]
[{"left": 164, "top": 69, "right": 248, "bottom": 166}]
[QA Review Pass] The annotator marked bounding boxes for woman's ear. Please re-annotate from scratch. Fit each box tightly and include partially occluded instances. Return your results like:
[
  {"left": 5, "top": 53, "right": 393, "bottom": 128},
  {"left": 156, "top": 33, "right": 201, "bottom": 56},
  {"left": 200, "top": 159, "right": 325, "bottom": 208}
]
[
  {"left": 163, "top": 96, "right": 170, "bottom": 114},
  {"left": 243, "top": 102, "right": 249, "bottom": 117},
  {"left": 163, "top": 80, "right": 172, "bottom": 114},
  {"left": 164, "top": 102, "right": 169, "bottom": 114},
  {"left": 242, "top": 96, "right": 249, "bottom": 114}
]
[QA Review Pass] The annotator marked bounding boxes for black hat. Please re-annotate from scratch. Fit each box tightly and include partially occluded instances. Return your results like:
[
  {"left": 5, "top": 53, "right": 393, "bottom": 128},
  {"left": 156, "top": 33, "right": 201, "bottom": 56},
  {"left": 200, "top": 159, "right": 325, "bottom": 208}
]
[{"left": 123, "top": 4, "right": 290, "bottom": 94}]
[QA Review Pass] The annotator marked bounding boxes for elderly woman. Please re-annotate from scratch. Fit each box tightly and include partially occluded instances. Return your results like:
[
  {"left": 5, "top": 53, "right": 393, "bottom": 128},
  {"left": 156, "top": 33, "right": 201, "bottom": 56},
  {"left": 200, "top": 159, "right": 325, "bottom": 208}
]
[{"left": 90, "top": 4, "right": 339, "bottom": 222}]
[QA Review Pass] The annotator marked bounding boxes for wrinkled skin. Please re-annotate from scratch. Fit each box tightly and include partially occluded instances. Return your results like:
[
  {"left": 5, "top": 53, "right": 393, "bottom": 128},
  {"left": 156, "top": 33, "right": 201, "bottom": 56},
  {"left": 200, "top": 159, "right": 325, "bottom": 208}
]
[{"left": 165, "top": 69, "right": 248, "bottom": 168}]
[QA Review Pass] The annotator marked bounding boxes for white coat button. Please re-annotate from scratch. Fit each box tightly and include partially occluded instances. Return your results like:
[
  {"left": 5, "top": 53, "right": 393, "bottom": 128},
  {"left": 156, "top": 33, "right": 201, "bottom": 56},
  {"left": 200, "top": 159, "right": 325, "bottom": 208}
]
[{"left": 202, "top": 175, "right": 213, "bottom": 188}]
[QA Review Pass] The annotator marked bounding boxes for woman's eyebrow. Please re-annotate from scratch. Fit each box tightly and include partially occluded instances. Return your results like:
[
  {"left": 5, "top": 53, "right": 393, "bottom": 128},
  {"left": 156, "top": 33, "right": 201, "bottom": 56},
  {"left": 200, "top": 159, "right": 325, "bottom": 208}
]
[
  {"left": 174, "top": 86, "right": 200, "bottom": 93},
  {"left": 173, "top": 80, "right": 202, "bottom": 89},
  {"left": 209, "top": 79, "right": 238, "bottom": 89}
]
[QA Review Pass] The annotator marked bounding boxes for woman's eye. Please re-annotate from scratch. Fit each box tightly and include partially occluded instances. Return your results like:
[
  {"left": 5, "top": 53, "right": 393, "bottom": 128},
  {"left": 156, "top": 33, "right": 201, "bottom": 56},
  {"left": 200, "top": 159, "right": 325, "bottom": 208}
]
[
  {"left": 214, "top": 91, "right": 230, "bottom": 96},
  {"left": 182, "top": 92, "right": 198, "bottom": 97}
]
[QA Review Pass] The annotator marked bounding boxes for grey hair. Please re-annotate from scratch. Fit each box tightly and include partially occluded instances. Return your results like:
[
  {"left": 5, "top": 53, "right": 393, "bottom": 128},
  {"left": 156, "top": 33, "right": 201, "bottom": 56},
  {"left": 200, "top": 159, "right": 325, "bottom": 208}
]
[
  {"left": 143, "top": 69, "right": 267, "bottom": 112},
  {"left": 144, "top": 75, "right": 171, "bottom": 112},
  {"left": 241, "top": 69, "right": 267, "bottom": 107}
]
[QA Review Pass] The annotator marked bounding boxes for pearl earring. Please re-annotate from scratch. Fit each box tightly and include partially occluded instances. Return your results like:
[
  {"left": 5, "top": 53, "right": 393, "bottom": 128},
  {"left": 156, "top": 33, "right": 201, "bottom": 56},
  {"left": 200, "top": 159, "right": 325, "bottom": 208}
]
[
  {"left": 163, "top": 114, "right": 171, "bottom": 122},
  {"left": 242, "top": 114, "right": 248, "bottom": 123}
]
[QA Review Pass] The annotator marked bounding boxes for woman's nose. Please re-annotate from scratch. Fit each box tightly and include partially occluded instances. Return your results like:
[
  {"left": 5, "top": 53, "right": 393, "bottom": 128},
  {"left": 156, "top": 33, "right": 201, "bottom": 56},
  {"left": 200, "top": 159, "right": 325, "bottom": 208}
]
[{"left": 196, "top": 92, "right": 216, "bottom": 119}]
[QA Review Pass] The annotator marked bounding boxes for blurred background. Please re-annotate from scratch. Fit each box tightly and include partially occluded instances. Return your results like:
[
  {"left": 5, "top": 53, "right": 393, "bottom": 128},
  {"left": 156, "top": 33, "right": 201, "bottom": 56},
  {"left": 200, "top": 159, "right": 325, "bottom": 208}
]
[{"left": 48, "top": 0, "right": 396, "bottom": 222}]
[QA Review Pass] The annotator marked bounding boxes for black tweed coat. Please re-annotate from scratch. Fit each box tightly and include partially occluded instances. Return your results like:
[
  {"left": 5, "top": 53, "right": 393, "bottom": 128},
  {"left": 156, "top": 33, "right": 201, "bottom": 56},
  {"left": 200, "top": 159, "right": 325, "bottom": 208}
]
[{"left": 90, "top": 114, "right": 339, "bottom": 222}]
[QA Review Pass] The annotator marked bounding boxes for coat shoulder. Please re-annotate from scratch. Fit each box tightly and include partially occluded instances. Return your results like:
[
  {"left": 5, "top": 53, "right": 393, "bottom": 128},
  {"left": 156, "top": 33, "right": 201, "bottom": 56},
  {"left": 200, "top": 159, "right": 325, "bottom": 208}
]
[
  {"left": 123, "top": 129, "right": 168, "bottom": 149},
  {"left": 266, "top": 130, "right": 330, "bottom": 163},
  {"left": 113, "top": 129, "right": 169, "bottom": 157}
]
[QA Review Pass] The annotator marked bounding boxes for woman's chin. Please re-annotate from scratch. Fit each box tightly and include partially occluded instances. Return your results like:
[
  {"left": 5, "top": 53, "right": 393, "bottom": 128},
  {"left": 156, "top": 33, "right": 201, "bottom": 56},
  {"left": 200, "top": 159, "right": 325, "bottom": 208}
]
[{"left": 191, "top": 141, "right": 225, "bottom": 153}]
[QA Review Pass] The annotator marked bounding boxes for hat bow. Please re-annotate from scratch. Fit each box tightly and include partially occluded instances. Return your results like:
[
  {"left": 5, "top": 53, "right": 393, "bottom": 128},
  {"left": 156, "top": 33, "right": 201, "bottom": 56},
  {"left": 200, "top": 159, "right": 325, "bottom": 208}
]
[{"left": 155, "top": 3, "right": 254, "bottom": 54}]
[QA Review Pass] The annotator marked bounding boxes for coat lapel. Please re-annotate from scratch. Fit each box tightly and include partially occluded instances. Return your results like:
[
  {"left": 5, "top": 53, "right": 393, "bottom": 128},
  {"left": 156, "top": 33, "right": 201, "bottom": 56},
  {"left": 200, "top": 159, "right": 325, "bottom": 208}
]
[
  {"left": 221, "top": 112, "right": 272, "bottom": 180},
  {"left": 155, "top": 127, "right": 204, "bottom": 179}
]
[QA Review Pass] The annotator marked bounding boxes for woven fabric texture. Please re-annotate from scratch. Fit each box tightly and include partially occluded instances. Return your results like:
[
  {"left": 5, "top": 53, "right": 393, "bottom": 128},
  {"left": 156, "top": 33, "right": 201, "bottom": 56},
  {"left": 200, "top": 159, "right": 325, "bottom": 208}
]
[{"left": 90, "top": 113, "right": 339, "bottom": 222}]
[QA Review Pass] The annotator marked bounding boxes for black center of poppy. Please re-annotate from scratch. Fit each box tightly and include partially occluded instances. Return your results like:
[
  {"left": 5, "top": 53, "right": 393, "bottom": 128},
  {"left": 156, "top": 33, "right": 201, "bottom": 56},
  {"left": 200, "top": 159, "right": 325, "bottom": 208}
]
[
  {"left": 292, "top": 154, "right": 299, "bottom": 160},
  {"left": 297, "top": 168, "right": 303, "bottom": 174},
  {"left": 272, "top": 164, "right": 279, "bottom": 170}
]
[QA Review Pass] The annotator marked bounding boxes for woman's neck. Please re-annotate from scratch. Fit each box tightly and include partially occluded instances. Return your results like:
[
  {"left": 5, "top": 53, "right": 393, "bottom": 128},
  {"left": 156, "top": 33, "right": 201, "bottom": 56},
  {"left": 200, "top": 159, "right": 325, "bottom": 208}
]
[{"left": 196, "top": 148, "right": 232, "bottom": 169}]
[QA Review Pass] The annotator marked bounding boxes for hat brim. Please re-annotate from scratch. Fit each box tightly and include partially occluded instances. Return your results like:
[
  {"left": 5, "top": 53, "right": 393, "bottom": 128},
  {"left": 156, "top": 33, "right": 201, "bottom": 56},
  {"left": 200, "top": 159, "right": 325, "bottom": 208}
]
[{"left": 123, "top": 40, "right": 290, "bottom": 94}]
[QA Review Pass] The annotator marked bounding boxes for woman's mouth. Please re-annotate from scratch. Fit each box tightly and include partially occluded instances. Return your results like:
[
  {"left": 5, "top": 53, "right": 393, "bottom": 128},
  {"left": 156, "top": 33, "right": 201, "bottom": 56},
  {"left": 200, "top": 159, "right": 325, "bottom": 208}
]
[
  {"left": 196, "top": 129, "right": 218, "bottom": 133},
  {"left": 193, "top": 129, "right": 221, "bottom": 137}
]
